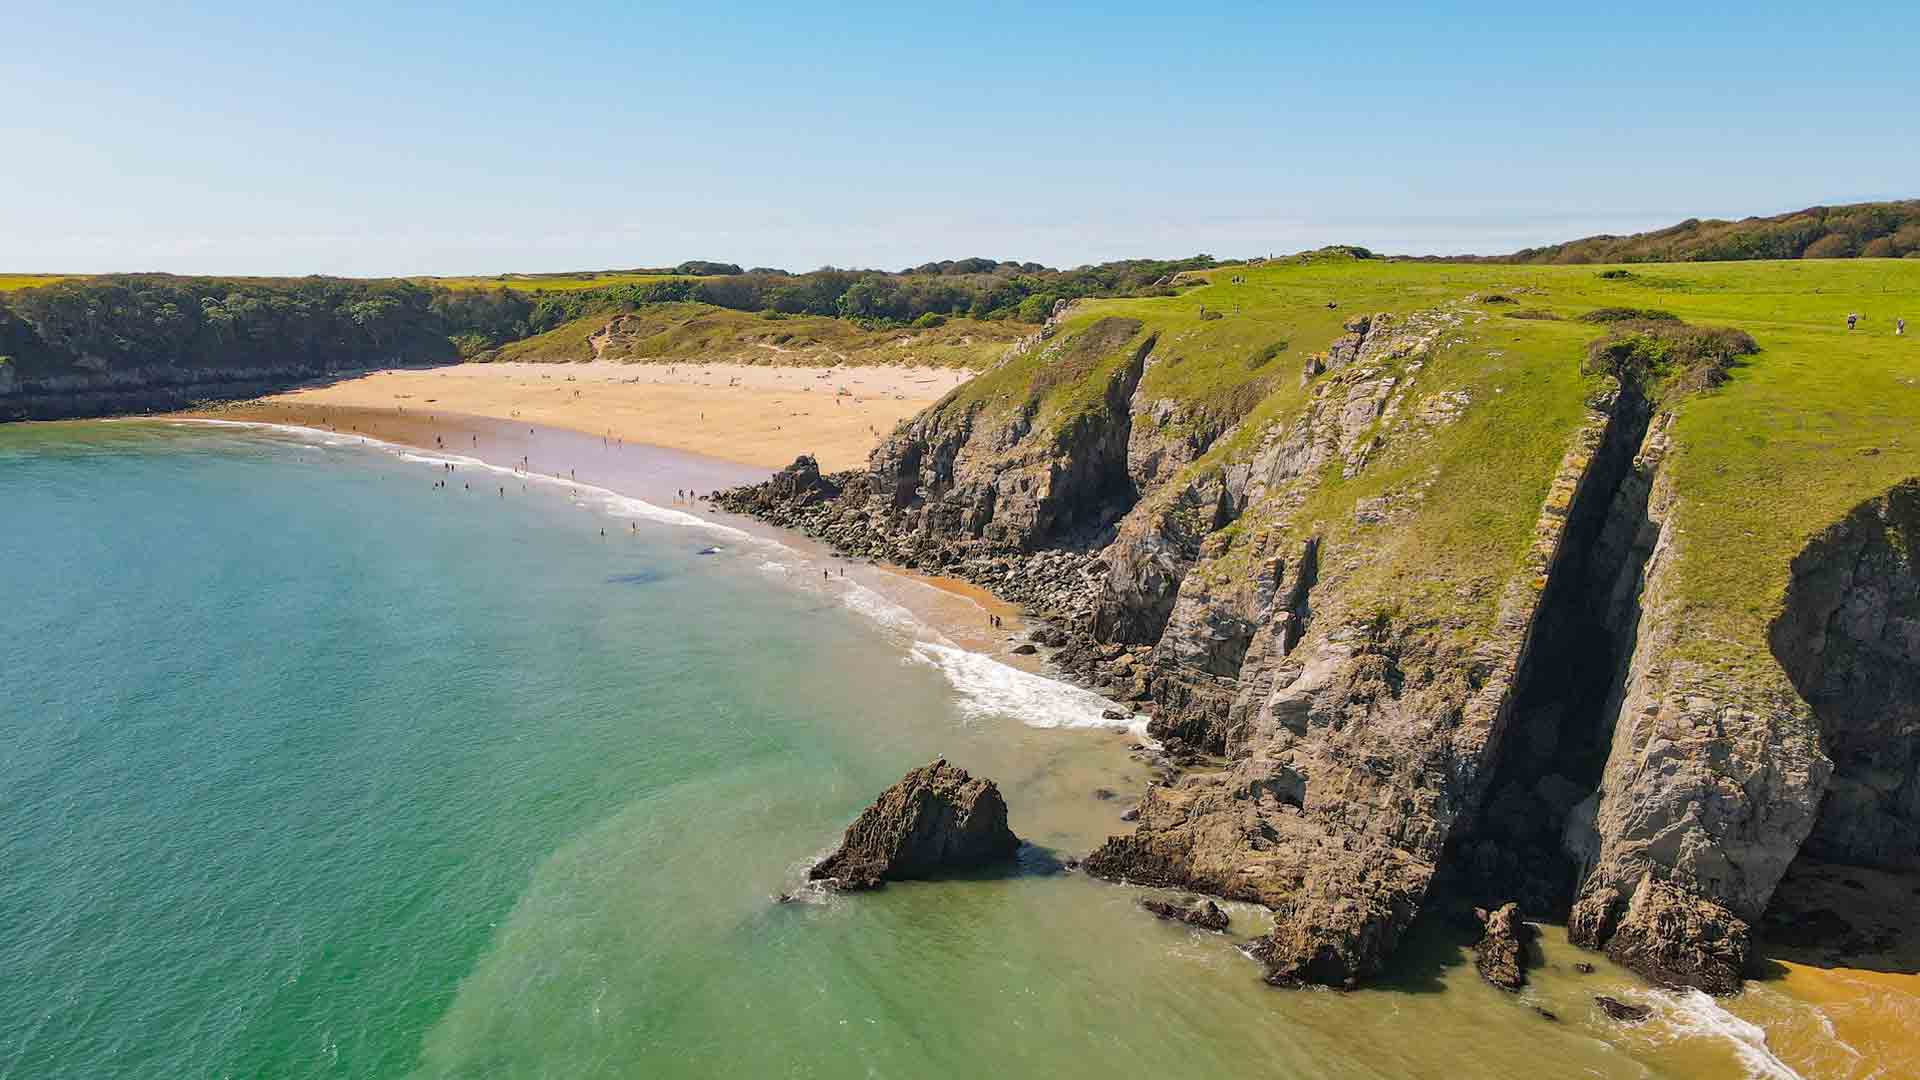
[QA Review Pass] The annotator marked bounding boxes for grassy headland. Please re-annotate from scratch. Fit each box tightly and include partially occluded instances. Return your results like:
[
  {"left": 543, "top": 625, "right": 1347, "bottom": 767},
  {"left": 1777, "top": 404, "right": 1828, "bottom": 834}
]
[{"left": 944, "top": 253, "right": 1919, "bottom": 676}]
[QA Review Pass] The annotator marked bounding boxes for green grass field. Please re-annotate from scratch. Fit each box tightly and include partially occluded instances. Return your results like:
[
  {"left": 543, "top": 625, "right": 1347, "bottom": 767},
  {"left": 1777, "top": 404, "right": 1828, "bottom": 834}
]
[
  {"left": 414, "top": 271, "right": 690, "bottom": 292},
  {"left": 972, "top": 255, "right": 1920, "bottom": 673},
  {"left": 0, "top": 274, "right": 72, "bottom": 292}
]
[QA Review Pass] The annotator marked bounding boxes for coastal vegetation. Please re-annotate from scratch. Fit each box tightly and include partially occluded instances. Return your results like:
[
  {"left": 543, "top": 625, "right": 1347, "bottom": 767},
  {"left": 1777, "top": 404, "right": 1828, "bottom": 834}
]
[
  {"left": 1455, "top": 199, "right": 1920, "bottom": 264},
  {"left": 0, "top": 275, "right": 463, "bottom": 382},
  {"left": 0, "top": 256, "right": 1216, "bottom": 397},
  {"left": 487, "top": 302, "right": 1031, "bottom": 368}
]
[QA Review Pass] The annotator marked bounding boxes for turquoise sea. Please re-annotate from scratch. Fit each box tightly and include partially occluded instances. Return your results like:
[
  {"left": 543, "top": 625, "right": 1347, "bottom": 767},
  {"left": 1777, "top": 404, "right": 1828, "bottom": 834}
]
[{"left": 0, "top": 420, "right": 1844, "bottom": 1078}]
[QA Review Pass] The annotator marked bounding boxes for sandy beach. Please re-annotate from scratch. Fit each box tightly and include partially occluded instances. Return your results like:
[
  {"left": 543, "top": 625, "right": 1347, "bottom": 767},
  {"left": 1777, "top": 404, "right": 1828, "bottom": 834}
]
[{"left": 256, "top": 361, "right": 972, "bottom": 473}]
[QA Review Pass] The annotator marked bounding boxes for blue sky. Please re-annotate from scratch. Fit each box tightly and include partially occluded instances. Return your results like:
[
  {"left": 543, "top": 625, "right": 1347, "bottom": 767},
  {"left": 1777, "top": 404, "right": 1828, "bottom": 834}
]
[{"left": 3, "top": 1, "right": 1913, "bottom": 275}]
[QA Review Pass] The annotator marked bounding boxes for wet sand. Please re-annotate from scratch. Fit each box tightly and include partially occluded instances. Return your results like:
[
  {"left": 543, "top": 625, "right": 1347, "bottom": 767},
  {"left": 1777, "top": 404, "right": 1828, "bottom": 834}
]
[
  {"left": 1748, "top": 859, "right": 1920, "bottom": 1076},
  {"left": 254, "top": 360, "right": 971, "bottom": 472}
]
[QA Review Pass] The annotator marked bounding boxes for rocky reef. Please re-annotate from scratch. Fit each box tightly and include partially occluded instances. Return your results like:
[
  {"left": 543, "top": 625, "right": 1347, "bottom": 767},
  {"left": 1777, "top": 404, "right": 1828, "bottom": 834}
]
[
  {"left": 722, "top": 282, "right": 1920, "bottom": 997},
  {"left": 809, "top": 760, "right": 1021, "bottom": 890}
]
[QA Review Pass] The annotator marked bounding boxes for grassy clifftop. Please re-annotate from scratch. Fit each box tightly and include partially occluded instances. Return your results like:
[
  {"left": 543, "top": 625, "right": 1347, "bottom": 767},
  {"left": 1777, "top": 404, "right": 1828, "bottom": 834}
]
[{"left": 955, "top": 253, "right": 1920, "bottom": 666}]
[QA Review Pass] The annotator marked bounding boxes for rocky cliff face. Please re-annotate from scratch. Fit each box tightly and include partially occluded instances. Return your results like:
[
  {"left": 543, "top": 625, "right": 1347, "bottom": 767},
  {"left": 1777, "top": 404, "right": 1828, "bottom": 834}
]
[
  {"left": 718, "top": 298, "right": 1917, "bottom": 996},
  {"left": 1768, "top": 480, "right": 1920, "bottom": 871},
  {"left": 0, "top": 362, "right": 392, "bottom": 421}
]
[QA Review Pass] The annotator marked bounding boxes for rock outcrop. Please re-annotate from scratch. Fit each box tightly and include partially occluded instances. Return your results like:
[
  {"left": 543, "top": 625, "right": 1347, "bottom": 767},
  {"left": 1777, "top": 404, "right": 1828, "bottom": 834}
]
[
  {"left": 809, "top": 760, "right": 1021, "bottom": 890},
  {"left": 1768, "top": 479, "right": 1920, "bottom": 870},
  {"left": 1087, "top": 381, "right": 1640, "bottom": 989},
  {"left": 1474, "top": 902, "right": 1533, "bottom": 991},
  {"left": 1141, "top": 896, "right": 1231, "bottom": 931},
  {"left": 720, "top": 288, "right": 1918, "bottom": 998}
]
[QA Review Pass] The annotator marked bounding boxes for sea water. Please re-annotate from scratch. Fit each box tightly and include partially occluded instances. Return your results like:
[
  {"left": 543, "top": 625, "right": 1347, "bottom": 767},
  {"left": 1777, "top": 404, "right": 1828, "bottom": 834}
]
[{"left": 0, "top": 420, "right": 1861, "bottom": 1078}]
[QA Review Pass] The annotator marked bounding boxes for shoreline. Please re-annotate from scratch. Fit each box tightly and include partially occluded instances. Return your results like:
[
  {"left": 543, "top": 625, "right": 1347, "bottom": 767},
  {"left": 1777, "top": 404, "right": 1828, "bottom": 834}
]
[
  {"left": 155, "top": 403, "right": 1159, "bottom": 852},
  {"left": 37, "top": 408, "right": 1918, "bottom": 1077},
  {"left": 165, "top": 401, "right": 1146, "bottom": 734}
]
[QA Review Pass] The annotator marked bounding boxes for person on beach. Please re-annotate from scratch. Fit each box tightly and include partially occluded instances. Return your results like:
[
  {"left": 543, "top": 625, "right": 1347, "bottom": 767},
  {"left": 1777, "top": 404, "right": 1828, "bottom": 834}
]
[{"left": 1847, "top": 312, "right": 1859, "bottom": 330}]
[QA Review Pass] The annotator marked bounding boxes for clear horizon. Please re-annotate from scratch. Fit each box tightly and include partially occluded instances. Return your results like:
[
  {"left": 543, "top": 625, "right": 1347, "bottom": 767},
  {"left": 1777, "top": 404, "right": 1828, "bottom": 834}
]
[{"left": 5, "top": 1, "right": 1915, "bottom": 276}]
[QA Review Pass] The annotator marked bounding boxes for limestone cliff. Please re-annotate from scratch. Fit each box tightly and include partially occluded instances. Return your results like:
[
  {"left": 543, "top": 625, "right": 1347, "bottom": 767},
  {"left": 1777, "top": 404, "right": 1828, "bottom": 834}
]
[{"left": 719, "top": 261, "right": 1920, "bottom": 996}]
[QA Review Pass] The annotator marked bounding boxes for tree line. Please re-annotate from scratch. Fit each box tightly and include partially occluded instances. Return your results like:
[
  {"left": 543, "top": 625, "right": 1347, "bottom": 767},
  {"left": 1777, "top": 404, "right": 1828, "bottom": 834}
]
[
  {"left": 1439, "top": 200, "right": 1920, "bottom": 264},
  {"left": 488, "top": 256, "right": 1216, "bottom": 344},
  {"left": 0, "top": 256, "right": 1215, "bottom": 379}
]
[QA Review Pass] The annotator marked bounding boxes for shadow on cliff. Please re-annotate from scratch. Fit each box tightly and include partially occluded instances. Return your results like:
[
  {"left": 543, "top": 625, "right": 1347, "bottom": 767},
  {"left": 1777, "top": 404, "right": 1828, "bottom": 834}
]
[
  {"left": 1366, "top": 908, "right": 1481, "bottom": 995},
  {"left": 1757, "top": 478, "right": 1920, "bottom": 978},
  {"left": 1752, "top": 857, "right": 1920, "bottom": 979}
]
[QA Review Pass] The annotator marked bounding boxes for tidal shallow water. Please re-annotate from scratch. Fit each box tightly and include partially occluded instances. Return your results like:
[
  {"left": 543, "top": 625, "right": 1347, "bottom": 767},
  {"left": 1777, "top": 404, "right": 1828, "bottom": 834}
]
[{"left": 0, "top": 420, "right": 1866, "bottom": 1078}]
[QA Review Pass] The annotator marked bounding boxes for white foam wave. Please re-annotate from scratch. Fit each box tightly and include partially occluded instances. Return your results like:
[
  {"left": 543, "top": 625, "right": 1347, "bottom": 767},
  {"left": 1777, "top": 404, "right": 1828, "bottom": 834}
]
[
  {"left": 160, "top": 418, "right": 751, "bottom": 540},
  {"left": 156, "top": 416, "right": 367, "bottom": 448},
  {"left": 161, "top": 417, "right": 1137, "bottom": 742},
  {"left": 1644, "top": 989, "right": 1805, "bottom": 1080},
  {"left": 909, "top": 641, "right": 1138, "bottom": 734},
  {"left": 841, "top": 581, "right": 945, "bottom": 642}
]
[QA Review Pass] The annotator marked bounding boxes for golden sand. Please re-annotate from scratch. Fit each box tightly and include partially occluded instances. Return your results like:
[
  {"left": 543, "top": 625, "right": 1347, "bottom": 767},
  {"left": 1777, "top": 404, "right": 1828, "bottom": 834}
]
[{"left": 259, "top": 361, "right": 972, "bottom": 472}]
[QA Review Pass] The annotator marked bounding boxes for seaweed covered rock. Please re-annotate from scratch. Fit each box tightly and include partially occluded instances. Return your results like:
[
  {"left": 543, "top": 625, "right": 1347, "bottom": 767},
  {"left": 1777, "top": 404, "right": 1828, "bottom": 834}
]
[{"left": 809, "top": 760, "right": 1020, "bottom": 890}]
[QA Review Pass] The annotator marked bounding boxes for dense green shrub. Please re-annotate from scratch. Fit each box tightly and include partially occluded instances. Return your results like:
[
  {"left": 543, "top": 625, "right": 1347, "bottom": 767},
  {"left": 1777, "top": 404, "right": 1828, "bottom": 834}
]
[
  {"left": 1583, "top": 320, "right": 1758, "bottom": 396},
  {"left": 1580, "top": 307, "right": 1679, "bottom": 323},
  {"left": 1247, "top": 340, "right": 1289, "bottom": 368}
]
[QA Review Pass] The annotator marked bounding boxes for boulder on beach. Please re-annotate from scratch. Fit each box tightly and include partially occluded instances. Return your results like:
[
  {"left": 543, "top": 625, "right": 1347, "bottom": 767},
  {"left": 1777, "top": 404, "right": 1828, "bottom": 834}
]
[{"left": 808, "top": 759, "right": 1021, "bottom": 890}]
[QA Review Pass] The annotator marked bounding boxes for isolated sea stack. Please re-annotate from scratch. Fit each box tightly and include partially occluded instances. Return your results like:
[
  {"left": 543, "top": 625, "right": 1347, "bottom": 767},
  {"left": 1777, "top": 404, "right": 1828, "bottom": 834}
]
[
  {"left": 809, "top": 760, "right": 1020, "bottom": 890},
  {"left": 1473, "top": 903, "right": 1534, "bottom": 991}
]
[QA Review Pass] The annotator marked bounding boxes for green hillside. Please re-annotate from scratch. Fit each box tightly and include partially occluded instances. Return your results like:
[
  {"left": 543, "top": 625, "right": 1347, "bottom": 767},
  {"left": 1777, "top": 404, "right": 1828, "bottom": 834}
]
[
  {"left": 490, "top": 302, "right": 1031, "bottom": 368},
  {"left": 1468, "top": 199, "right": 1920, "bottom": 264},
  {"left": 977, "top": 255, "right": 1920, "bottom": 674}
]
